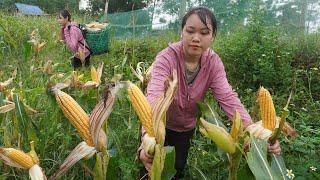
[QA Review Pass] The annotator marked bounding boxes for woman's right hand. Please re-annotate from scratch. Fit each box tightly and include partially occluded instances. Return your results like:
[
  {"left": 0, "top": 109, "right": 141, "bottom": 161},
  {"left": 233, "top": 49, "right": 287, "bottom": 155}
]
[{"left": 139, "top": 148, "right": 154, "bottom": 171}]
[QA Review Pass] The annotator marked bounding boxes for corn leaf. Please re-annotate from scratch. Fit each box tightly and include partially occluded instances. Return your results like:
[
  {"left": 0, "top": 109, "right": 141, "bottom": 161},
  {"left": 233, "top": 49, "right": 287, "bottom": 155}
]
[
  {"left": 246, "top": 136, "right": 280, "bottom": 180},
  {"left": 150, "top": 144, "right": 164, "bottom": 180},
  {"left": 237, "top": 164, "right": 255, "bottom": 180},
  {"left": 13, "top": 94, "right": 28, "bottom": 146},
  {"left": 50, "top": 142, "right": 96, "bottom": 179},
  {"left": 197, "top": 101, "right": 227, "bottom": 130},
  {"left": 161, "top": 146, "right": 176, "bottom": 180},
  {"left": 271, "top": 154, "right": 290, "bottom": 180},
  {"left": 13, "top": 94, "right": 38, "bottom": 147}
]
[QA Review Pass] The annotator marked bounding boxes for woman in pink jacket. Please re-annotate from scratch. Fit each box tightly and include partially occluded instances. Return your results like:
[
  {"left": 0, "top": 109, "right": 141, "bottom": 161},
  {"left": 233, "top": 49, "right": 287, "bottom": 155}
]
[
  {"left": 139, "top": 7, "right": 281, "bottom": 179},
  {"left": 58, "top": 10, "right": 91, "bottom": 69}
]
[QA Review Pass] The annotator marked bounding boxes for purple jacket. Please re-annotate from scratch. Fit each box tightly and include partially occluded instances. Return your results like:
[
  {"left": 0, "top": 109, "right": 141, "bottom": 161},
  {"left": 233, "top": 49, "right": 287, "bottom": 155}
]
[
  {"left": 146, "top": 41, "right": 252, "bottom": 132},
  {"left": 60, "top": 22, "right": 90, "bottom": 59}
]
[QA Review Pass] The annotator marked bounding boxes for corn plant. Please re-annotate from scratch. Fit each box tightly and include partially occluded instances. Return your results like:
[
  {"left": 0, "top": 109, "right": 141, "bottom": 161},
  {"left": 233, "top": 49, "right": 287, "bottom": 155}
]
[
  {"left": 198, "top": 87, "right": 296, "bottom": 179},
  {"left": 49, "top": 77, "right": 123, "bottom": 179},
  {"left": 127, "top": 70, "right": 178, "bottom": 180}
]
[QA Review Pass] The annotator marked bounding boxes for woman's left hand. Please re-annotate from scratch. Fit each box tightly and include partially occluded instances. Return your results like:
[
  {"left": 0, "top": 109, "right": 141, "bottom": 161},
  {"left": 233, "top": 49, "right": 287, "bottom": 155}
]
[{"left": 268, "top": 140, "right": 281, "bottom": 155}]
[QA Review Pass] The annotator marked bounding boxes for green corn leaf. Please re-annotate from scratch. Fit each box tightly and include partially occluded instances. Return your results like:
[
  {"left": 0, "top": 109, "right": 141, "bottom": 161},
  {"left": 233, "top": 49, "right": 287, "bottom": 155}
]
[
  {"left": 197, "top": 101, "right": 227, "bottom": 130},
  {"left": 162, "top": 146, "right": 176, "bottom": 180},
  {"left": 13, "top": 94, "right": 38, "bottom": 148},
  {"left": 150, "top": 144, "right": 164, "bottom": 180},
  {"left": 237, "top": 164, "right": 255, "bottom": 180},
  {"left": 13, "top": 94, "right": 28, "bottom": 146},
  {"left": 271, "top": 154, "right": 290, "bottom": 180},
  {"left": 247, "top": 136, "right": 280, "bottom": 180}
]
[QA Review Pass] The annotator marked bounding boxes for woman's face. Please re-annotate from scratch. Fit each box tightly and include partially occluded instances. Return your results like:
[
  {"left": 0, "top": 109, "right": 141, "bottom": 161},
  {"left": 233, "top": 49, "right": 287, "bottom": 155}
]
[
  {"left": 57, "top": 14, "right": 68, "bottom": 27},
  {"left": 181, "top": 14, "right": 214, "bottom": 58}
]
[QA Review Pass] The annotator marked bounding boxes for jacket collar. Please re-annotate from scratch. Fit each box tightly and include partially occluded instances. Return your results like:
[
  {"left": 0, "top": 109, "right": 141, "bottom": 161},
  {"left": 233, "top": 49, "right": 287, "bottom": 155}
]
[{"left": 168, "top": 41, "right": 209, "bottom": 72}]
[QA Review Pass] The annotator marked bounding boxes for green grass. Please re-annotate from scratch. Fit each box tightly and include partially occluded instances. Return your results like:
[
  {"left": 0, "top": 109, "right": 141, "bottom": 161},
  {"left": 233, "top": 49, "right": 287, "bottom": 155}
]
[{"left": 0, "top": 13, "right": 319, "bottom": 179}]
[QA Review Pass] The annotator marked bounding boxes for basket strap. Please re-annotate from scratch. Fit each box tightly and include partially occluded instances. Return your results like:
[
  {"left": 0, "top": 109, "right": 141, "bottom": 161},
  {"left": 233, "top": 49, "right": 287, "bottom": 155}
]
[
  {"left": 78, "top": 41, "right": 93, "bottom": 55},
  {"left": 70, "top": 24, "right": 93, "bottom": 55}
]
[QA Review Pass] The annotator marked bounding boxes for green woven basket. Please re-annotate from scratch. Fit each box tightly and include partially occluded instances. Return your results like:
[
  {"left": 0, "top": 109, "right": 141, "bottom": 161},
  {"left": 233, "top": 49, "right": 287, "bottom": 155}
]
[{"left": 85, "top": 26, "right": 110, "bottom": 55}]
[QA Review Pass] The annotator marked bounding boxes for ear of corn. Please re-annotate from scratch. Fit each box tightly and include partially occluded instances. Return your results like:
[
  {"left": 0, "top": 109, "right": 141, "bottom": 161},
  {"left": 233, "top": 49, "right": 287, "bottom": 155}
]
[
  {"left": 82, "top": 81, "right": 98, "bottom": 90},
  {"left": 127, "top": 82, "right": 154, "bottom": 137},
  {"left": 200, "top": 118, "right": 236, "bottom": 154},
  {"left": 91, "top": 66, "right": 99, "bottom": 84},
  {"left": 69, "top": 71, "right": 83, "bottom": 87},
  {"left": 230, "top": 111, "right": 242, "bottom": 141},
  {"left": 54, "top": 89, "right": 94, "bottom": 146},
  {"left": 258, "top": 87, "right": 276, "bottom": 131},
  {"left": 37, "top": 42, "right": 46, "bottom": 50},
  {"left": 0, "top": 101, "right": 15, "bottom": 113},
  {"left": 90, "top": 63, "right": 104, "bottom": 85},
  {"left": 28, "top": 141, "right": 39, "bottom": 164},
  {"left": 0, "top": 77, "right": 14, "bottom": 92},
  {"left": 1, "top": 148, "right": 35, "bottom": 169}
]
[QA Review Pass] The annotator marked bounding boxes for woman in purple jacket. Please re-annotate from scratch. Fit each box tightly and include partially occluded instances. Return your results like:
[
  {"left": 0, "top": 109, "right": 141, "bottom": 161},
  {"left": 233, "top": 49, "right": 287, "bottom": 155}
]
[
  {"left": 139, "top": 7, "right": 281, "bottom": 179},
  {"left": 58, "top": 10, "right": 91, "bottom": 69}
]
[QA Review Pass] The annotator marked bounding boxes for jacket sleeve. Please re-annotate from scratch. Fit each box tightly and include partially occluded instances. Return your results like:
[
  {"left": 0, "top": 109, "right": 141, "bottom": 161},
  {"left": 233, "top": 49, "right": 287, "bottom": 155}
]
[
  {"left": 64, "top": 25, "right": 81, "bottom": 53},
  {"left": 209, "top": 55, "right": 252, "bottom": 127},
  {"left": 146, "top": 55, "right": 172, "bottom": 108}
]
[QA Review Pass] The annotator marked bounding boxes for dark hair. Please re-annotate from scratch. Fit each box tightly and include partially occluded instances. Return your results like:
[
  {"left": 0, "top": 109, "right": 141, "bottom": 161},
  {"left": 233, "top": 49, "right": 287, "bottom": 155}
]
[
  {"left": 60, "top": 9, "right": 71, "bottom": 22},
  {"left": 181, "top": 7, "right": 217, "bottom": 37}
]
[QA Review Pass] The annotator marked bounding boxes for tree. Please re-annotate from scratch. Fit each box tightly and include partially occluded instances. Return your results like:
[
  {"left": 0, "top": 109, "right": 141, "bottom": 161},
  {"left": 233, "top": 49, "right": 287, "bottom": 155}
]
[
  {"left": 104, "top": 0, "right": 109, "bottom": 14},
  {"left": 89, "top": 0, "right": 149, "bottom": 14},
  {"left": 158, "top": 0, "right": 251, "bottom": 33},
  {"left": 259, "top": 0, "right": 320, "bottom": 33}
]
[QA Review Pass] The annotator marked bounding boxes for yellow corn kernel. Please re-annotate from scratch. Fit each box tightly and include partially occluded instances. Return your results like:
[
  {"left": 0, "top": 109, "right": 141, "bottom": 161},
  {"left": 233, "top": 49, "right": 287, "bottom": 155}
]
[
  {"left": 2, "top": 148, "right": 35, "bottom": 169},
  {"left": 54, "top": 89, "right": 94, "bottom": 146},
  {"left": 127, "top": 82, "right": 154, "bottom": 137},
  {"left": 230, "top": 111, "right": 242, "bottom": 140},
  {"left": 91, "top": 66, "right": 99, "bottom": 84},
  {"left": 258, "top": 87, "right": 276, "bottom": 131}
]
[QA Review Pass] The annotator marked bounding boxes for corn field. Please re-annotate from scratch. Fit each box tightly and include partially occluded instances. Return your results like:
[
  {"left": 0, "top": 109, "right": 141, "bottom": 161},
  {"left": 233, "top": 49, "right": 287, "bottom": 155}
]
[{"left": 0, "top": 13, "right": 319, "bottom": 180}]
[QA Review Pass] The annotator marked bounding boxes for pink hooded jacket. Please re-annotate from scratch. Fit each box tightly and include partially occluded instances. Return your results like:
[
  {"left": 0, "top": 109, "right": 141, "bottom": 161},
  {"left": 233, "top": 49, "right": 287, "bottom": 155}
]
[
  {"left": 60, "top": 22, "right": 90, "bottom": 59},
  {"left": 146, "top": 41, "right": 252, "bottom": 132}
]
